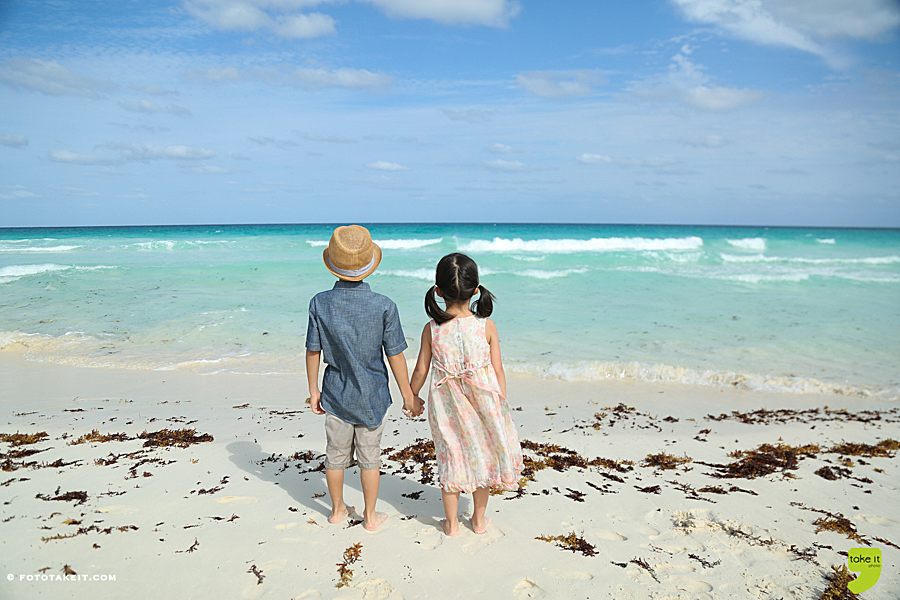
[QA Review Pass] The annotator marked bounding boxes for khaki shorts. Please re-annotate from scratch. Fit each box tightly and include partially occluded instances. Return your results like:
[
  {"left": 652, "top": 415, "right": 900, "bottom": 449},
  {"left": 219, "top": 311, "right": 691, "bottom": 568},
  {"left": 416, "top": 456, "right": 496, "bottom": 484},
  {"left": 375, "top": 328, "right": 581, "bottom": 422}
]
[{"left": 324, "top": 412, "right": 385, "bottom": 470}]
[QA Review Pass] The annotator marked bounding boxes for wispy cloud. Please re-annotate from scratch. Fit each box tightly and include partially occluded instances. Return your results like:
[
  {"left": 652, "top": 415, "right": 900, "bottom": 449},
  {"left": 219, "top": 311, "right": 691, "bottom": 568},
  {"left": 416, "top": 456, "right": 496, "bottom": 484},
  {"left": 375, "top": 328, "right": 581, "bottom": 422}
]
[
  {"left": 486, "top": 143, "right": 513, "bottom": 154},
  {"left": 578, "top": 154, "right": 679, "bottom": 168},
  {"left": 183, "top": 0, "right": 337, "bottom": 39},
  {"left": 49, "top": 151, "right": 122, "bottom": 166},
  {"left": 118, "top": 99, "right": 192, "bottom": 116},
  {"left": 363, "top": 0, "right": 521, "bottom": 27},
  {"left": 681, "top": 134, "right": 728, "bottom": 148},
  {"left": 50, "top": 144, "right": 215, "bottom": 166},
  {"left": 670, "top": 0, "right": 900, "bottom": 66},
  {"left": 183, "top": 64, "right": 394, "bottom": 93},
  {"left": 0, "top": 185, "right": 39, "bottom": 200},
  {"left": 294, "top": 130, "right": 356, "bottom": 143},
  {"left": 484, "top": 159, "right": 528, "bottom": 171},
  {"left": 367, "top": 160, "right": 409, "bottom": 171},
  {"left": 441, "top": 108, "right": 494, "bottom": 123},
  {"left": 248, "top": 136, "right": 298, "bottom": 148},
  {"left": 0, "top": 58, "right": 117, "bottom": 98},
  {"left": 515, "top": 69, "right": 607, "bottom": 100},
  {"left": 0, "top": 134, "right": 29, "bottom": 148}
]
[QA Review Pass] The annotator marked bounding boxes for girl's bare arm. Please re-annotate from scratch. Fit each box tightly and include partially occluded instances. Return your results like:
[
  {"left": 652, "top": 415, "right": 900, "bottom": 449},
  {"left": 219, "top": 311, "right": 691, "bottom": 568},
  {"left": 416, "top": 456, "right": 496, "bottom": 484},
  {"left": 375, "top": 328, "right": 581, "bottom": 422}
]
[
  {"left": 410, "top": 323, "right": 432, "bottom": 396},
  {"left": 485, "top": 318, "right": 506, "bottom": 399}
]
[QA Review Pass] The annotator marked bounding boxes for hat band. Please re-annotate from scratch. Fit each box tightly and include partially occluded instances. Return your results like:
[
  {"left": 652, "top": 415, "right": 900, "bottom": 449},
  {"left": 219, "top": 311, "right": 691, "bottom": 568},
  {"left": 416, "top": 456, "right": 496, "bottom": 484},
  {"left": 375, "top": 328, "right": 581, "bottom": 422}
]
[{"left": 327, "top": 252, "right": 376, "bottom": 278}]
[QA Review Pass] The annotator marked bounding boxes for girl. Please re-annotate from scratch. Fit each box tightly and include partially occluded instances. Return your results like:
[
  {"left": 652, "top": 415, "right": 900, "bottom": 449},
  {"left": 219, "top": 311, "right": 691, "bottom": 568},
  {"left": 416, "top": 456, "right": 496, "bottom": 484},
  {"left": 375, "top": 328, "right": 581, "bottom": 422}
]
[{"left": 410, "top": 253, "right": 524, "bottom": 536}]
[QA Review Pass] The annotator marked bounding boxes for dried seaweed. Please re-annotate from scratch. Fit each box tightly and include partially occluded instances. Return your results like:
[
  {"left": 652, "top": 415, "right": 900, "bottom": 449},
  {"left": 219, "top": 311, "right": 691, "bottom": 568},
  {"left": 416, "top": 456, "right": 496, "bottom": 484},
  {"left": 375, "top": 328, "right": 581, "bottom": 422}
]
[
  {"left": 688, "top": 553, "right": 721, "bottom": 568},
  {"left": 629, "top": 557, "right": 659, "bottom": 583},
  {"left": 386, "top": 439, "right": 436, "bottom": 485},
  {"left": 819, "top": 565, "right": 860, "bottom": 600},
  {"left": 138, "top": 428, "right": 213, "bottom": 448},
  {"left": 36, "top": 490, "right": 88, "bottom": 505},
  {"left": 706, "top": 407, "right": 899, "bottom": 426},
  {"left": 642, "top": 452, "right": 692, "bottom": 470},
  {"left": 828, "top": 439, "right": 899, "bottom": 458},
  {"left": 535, "top": 532, "right": 597, "bottom": 556},
  {"left": 176, "top": 539, "right": 199, "bottom": 553},
  {"left": 69, "top": 430, "right": 133, "bottom": 445},
  {"left": 0, "top": 432, "right": 48, "bottom": 446},
  {"left": 713, "top": 443, "right": 820, "bottom": 479},
  {"left": 335, "top": 543, "right": 362, "bottom": 587},
  {"left": 636, "top": 484, "right": 661, "bottom": 494},
  {"left": 247, "top": 564, "right": 264, "bottom": 585},
  {"left": 42, "top": 523, "right": 137, "bottom": 542}
]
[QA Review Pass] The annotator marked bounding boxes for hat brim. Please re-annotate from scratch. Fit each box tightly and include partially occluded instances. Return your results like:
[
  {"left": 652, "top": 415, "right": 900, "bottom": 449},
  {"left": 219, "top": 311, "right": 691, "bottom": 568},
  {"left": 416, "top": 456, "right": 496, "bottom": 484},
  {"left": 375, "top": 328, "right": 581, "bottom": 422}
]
[{"left": 322, "top": 243, "right": 382, "bottom": 281}]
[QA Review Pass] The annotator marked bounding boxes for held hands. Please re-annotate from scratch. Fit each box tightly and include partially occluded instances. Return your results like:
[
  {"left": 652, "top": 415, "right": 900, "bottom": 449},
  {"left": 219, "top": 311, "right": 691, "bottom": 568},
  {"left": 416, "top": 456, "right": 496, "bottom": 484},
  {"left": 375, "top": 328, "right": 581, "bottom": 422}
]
[
  {"left": 402, "top": 395, "right": 425, "bottom": 418},
  {"left": 308, "top": 389, "right": 326, "bottom": 415}
]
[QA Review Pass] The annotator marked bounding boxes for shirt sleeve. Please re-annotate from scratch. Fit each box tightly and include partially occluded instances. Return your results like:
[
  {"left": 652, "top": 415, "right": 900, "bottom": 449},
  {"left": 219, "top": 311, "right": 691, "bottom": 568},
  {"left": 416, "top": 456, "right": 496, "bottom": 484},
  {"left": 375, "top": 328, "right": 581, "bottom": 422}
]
[
  {"left": 382, "top": 301, "right": 408, "bottom": 357},
  {"left": 305, "top": 298, "right": 322, "bottom": 352}
]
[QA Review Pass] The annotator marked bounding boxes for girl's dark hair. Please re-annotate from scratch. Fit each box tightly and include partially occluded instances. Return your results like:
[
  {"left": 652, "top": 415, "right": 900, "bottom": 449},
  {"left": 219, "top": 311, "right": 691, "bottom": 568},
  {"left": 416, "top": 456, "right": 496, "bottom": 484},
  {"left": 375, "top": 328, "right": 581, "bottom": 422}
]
[{"left": 425, "top": 252, "right": 496, "bottom": 325}]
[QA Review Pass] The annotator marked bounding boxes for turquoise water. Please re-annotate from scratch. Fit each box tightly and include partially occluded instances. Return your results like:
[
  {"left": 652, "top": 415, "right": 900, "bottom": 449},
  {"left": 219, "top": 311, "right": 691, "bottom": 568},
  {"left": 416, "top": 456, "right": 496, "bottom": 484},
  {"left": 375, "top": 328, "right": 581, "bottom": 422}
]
[{"left": 1, "top": 224, "right": 898, "bottom": 399}]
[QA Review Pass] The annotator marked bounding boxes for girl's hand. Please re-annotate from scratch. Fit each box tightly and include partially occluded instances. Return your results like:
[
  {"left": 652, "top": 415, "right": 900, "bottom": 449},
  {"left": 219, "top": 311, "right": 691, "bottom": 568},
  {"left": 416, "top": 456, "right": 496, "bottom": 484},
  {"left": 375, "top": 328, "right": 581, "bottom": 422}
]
[{"left": 403, "top": 395, "right": 425, "bottom": 418}]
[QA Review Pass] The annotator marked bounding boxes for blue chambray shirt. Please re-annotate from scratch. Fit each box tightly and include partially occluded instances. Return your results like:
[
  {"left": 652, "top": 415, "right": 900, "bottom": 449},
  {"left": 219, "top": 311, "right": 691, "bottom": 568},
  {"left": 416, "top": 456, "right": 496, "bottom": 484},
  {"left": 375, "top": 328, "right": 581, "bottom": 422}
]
[{"left": 306, "top": 280, "right": 408, "bottom": 428}]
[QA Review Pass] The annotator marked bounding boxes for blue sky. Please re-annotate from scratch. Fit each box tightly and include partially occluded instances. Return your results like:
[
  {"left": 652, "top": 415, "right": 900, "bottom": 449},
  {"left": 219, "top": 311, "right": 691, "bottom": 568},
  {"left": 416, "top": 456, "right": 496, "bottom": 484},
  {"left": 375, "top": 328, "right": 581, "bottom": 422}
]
[{"left": 1, "top": 0, "right": 899, "bottom": 227}]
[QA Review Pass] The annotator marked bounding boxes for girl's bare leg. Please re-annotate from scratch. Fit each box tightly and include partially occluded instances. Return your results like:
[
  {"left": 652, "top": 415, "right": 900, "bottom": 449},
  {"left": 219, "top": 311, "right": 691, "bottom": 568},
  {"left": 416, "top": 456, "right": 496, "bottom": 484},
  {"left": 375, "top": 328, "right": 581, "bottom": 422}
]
[
  {"left": 440, "top": 488, "right": 460, "bottom": 536},
  {"left": 471, "top": 487, "right": 490, "bottom": 534}
]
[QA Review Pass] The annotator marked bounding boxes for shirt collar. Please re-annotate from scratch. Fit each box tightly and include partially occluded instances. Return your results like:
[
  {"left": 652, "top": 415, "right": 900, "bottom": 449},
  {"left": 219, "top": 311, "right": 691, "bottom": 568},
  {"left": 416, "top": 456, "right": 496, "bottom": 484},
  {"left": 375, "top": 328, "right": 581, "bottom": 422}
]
[{"left": 333, "top": 280, "right": 370, "bottom": 291}]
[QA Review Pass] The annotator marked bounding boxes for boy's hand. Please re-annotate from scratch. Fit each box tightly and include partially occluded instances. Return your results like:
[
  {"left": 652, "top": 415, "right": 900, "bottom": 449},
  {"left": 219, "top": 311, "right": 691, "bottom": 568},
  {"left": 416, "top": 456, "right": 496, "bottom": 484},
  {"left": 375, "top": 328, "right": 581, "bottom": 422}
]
[
  {"left": 402, "top": 395, "right": 425, "bottom": 418},
  {"left": 309, "top": 389, "right": 325, "bottom": 415}
]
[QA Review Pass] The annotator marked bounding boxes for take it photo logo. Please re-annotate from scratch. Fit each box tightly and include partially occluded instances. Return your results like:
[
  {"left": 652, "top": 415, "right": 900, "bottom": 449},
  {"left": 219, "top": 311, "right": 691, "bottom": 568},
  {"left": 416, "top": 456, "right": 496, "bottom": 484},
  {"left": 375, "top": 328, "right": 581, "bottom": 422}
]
[{"left": 848, "top": 548, "right": 882, "bottom": 594}]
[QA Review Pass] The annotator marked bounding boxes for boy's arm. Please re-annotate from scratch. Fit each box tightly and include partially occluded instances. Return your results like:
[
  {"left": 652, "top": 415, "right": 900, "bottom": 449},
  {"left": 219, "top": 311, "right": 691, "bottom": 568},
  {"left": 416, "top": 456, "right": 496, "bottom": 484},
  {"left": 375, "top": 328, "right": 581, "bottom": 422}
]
[
  {"left": 305, "top": 350, "right": 325, "bottom": 415},
  {"left": 485, "top": 318, "right": 507, "bottom": 399},
  {"left": 409, "top": 324, "right": 432, "bottom": 396},
  {"left": 386, "top": 352, "right": 424, "bottom": 417}
]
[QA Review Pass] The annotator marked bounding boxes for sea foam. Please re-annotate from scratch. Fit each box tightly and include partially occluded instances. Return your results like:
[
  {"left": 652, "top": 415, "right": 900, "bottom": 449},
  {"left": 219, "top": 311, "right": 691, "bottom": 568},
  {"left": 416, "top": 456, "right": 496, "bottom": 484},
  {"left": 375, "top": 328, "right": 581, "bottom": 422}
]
[{"left": 461, "top": 236, "right": 704, "bottom": 253}]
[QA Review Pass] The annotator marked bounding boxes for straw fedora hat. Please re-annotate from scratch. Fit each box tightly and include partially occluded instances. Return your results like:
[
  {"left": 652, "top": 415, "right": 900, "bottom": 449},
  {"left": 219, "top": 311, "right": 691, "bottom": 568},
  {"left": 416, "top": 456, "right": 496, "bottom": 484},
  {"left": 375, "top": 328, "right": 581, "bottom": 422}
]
[{"left": 322, "top": 225, "right": 382, "bottom": 281}]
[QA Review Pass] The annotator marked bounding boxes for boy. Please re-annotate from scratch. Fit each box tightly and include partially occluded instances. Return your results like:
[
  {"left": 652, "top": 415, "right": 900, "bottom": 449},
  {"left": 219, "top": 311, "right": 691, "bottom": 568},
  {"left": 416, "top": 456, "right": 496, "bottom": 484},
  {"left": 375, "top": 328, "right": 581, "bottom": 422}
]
[{"left": 305, "top": 224, "right": 423, "bottom": 531}]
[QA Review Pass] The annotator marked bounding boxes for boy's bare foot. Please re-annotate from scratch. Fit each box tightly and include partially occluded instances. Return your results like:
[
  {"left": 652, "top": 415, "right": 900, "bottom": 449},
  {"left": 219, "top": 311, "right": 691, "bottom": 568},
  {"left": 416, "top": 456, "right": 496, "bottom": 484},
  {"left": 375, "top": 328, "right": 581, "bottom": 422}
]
[
  {"left": 328, "top": 504, "right": 354, "bottom": 524},
  {"left": 472, "top": 516, "right": 491, "bottom": 534},
  {"left": 364, "top": 511, "right": 388, "bottom": 531},
  {"left": 440, "top": 519, "right": 459, "bottom": 537}
]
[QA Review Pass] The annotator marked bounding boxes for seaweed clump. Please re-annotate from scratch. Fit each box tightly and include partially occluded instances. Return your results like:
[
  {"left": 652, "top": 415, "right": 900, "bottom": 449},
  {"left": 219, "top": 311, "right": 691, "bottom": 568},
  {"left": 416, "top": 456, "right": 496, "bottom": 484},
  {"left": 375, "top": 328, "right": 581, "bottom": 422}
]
[
  {"left": 0, "top": 432, "right": 48, "bottom": 446},
  {"left": 642, "top": 452, "right": 692, "bottom": 470},
  {"left": 818, "top": 565, "right": 860, "bottom": 600},
  {"left": 714, "top": 443, "right": 820, "bottom": 479},
  {"left": 386, "top": 439, "right": 436, "bottom": 485},
  {"left": 828, "top": 439, "right": 899, "bottom": 458},
  {"left": 69, "top": 430, "right": 132, "bottom": 445},
  {"left": 138, "top": 428, "right": 213, "bottom": 448},
  {"left": 335, "top": 543, "right": 362, "bottom": 588},
  {"left": 535, "top": 532, "right": 597, "bottom": 557}
]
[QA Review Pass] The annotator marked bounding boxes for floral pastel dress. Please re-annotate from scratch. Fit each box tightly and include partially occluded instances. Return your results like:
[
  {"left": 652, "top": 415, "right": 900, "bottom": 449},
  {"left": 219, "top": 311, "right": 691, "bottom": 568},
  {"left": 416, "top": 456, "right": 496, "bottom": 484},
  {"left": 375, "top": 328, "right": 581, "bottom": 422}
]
[{"left": 427, "top": 316, "right": 524, "bottom": 493}]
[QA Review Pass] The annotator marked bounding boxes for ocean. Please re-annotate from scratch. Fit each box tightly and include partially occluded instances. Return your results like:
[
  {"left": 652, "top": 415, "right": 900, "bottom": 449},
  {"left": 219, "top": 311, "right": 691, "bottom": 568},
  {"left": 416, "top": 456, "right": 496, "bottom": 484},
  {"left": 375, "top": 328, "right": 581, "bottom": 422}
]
[{"left": 1, "top": 223, "right": 898, "bottom": 400}]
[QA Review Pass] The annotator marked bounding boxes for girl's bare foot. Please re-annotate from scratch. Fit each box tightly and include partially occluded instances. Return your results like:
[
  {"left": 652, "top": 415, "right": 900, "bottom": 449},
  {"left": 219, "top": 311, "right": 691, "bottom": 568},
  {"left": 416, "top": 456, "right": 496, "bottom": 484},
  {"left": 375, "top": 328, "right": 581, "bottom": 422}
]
[
  {"left": 328, "top": 504, "right": 354, "bottom": 524},
  {"left": 472, "top": 516, "right": 491, "bottom": 534},
  {"left": 364, "top": 511, "right": 388, "bottom": 531},
  {"left": 440, "top": 519, "right": 459, "bottom": 536}
]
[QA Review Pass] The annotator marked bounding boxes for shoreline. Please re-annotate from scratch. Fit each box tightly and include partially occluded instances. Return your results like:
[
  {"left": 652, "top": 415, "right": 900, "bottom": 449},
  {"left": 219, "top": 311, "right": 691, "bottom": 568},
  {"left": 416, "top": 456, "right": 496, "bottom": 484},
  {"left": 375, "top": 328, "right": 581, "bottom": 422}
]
[{"left": 2, "top": 354, "right": 899, "bottom": 599}]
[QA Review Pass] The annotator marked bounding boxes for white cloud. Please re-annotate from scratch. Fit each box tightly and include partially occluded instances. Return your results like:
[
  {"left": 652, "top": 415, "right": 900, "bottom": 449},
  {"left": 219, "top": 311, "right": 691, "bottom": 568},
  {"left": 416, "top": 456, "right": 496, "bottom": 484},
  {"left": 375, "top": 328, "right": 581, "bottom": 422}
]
[
  {"left": 184, "top": 0, "right": 336, "bottom": 38},
  {"left": 183, "top": 66, "right": 244, "bottom": 84},
  {"left": 363, "top": 0, "right": 520, "bottom": 27},
  {"left": 284, "top": 67, "right": 394, "bottom": 92},
  {"left": 183, "top": 164, "right": 238, "bottom": 173},
  {"left": 294, "top": 130, "right": 356, "bottom": 143},
  {"left": 671, "top": 0, "right": 900, "bottom": 63},
  {"left": 0, "top": 134, "right": 29, "bottom": 148},
  {"left": 0, "top": 59, "right": 117, "bottom": 98},
  {"left": 367, "top": 161, "right": 409, "bottom": 171},
  {"left": 484, "top": 159, "right": 527, "bottom": 171},
  {"left": 632, "top": 50, "right": 765, "bottom": 111},
  {"left": 248, "top": 136, "right": 299, "bottom": 148},
  {"left": 515, "top": 69, "right": 607, "bottom": 100},
  {"left": 0, "top": 185, "right": 39, "bottom": 200},
  {"left": 441, "top": 108, "right": 494, "bottom": 123},
  {"left": 486, "top": 143, "right": 513, "bottom": 154},
  {"left": 48, "top": 151, "right": 122, "bottom": 166},
  {"left": 115, "top": 144, "right": 215, "bottom": 161},
  {"left": 578, "top": 154, "right": 679, "bottom": 168},
  {"left": 682, "top": 134, "right": 728, "bottom": 148}
]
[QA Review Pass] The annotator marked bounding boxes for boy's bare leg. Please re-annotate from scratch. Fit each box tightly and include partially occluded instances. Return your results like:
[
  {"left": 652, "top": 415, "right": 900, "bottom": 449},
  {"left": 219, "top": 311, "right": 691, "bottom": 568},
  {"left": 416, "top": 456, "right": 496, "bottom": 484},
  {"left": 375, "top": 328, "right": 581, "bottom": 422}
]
[
  {"left": 325, "top": 468, "right": 352, "bottom": 523},
  {"left": 440, "top": 488, "right": 460, "bottom": 536},
  {"left": 360, "top": 468, "right": 387, "bottom": 530},
  {"left": 471, "top": 487, "right": 490, "bottom": 534}
]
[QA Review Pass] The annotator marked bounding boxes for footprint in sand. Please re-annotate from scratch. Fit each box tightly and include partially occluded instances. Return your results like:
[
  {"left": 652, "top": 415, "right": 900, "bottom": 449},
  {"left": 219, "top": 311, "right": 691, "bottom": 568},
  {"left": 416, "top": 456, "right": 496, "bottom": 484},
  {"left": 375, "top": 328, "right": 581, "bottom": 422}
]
[
  {"left": 217, "top": 496, "right": 259, "bottom": 504},
  {"left": 275, "top": 522, "right": 299, "bottom": 531},
  {"left": 513, "top": 579, "right": 546, "bottom": 598},
  {"left": 353, "top": 578, "right": 400, "bottom": 600},
  {"left": 542, "top": 567, "right": 592, "bottom": 580},
  {"left": 589, "top": 528, "right": 627, "bottom": 542},
  {"left": 855, "top": 513, "right": 898, "bottom": 526},
  {"left": 241, "top": 559, "right": 288, "bottom": 599},
  {"left": 292, "top": 592, "right": 322, "bottom": 600},
  {"left": 409, "top": 520, "right": 443, "bottom": 550},
  {"left": 461, "top": 523, "right": 504, "bottom": 555},
  {"left": 667, "top": 576, "right": 712, "bottom": 593},
  {"left": 638, "top": 525, "right": 659, "bottom": 536}
]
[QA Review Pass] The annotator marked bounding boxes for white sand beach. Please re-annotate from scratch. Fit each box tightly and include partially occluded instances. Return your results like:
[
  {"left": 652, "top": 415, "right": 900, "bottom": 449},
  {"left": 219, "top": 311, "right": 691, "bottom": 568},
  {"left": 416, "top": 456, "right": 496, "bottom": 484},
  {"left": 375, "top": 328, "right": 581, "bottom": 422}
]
[{"left": 2, "top": 352, "right": 898, "bottom": 599}]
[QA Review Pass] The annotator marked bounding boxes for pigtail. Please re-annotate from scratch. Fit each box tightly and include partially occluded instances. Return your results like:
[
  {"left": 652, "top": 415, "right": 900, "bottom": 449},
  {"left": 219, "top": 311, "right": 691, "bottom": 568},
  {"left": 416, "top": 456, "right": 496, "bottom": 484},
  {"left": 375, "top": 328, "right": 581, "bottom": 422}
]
[
  {"left": 472, "top": 284, "right": 495, "bottom": 318},
  {"left": 425, "top": 285, "right": 453, "bottom": 325}
]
